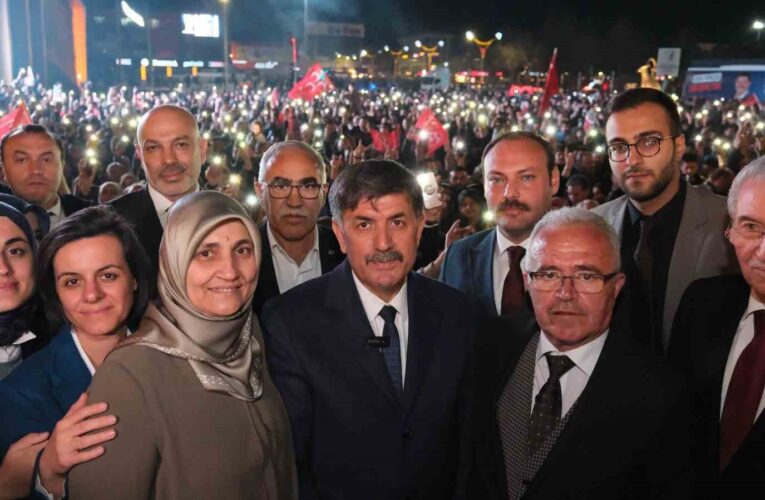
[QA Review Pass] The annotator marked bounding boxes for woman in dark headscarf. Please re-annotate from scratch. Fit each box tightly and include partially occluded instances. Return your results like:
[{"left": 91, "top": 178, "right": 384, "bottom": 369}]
[
  {"left": 0, "top": 201, "right": 41, "bottom": 380},
  {"left": 69, "top": 191, "right": 297, "bottom": 499},
  {"left": 0, "top": 194, "right": 51, "bottom": 243}
]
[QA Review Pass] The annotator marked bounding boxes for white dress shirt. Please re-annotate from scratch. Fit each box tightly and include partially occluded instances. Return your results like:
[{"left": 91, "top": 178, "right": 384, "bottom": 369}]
[
  {"left": 147, "top": 184, "right": 200, "bottom": 229},
  {"left": 267, "top": 223, "right": 322, "bottom": 294},
  {"left": 352, "top": 272, "right": 410, "bottom": 385},
  {"left": 492, "top": 229, "right": 529, "bottom": 314},
  {"left": 533, "top": 330, "right": 609, "bottom": 417},
  {"left": 0, "top": 331, "right": 36, "bottom": 364},
  {"left": 720, "top": 293, "right": 765, "bottom": 421},
  {"left": 46, "top": 197, "right": 63, "bottom": 228}
]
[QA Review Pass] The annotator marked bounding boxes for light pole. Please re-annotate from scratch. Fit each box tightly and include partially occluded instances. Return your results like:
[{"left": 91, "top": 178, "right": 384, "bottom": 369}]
[
  {"left": 220, "top": 0, "right": 230, "bottom": 87},
  {"left": 755, "top": 20, "right": 764, "bottom": 42},
  {"left": 414, "top": 40, "right": 444, "bottom": 72},
  {"left": 384, "top": 45, "right": 409, "bottom": 78},
  {"left": 465, "top": 30, "right": 502, "bottom": 85}
]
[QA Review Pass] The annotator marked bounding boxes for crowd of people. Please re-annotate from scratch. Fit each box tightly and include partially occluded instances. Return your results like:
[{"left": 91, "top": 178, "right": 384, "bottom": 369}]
[{"left": 0, "top": 68, "right": 762, "bottom": 499}]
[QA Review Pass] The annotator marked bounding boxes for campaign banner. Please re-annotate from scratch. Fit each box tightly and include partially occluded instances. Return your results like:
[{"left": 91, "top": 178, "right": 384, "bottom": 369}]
[{"left": 683, "top": 66, "right": 765, "bottom": 107}]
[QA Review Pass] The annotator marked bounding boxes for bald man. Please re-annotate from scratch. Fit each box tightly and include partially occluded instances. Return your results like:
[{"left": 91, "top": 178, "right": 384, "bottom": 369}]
[{"left": 110, "top": 105, "right": 207, "bottom": 288}]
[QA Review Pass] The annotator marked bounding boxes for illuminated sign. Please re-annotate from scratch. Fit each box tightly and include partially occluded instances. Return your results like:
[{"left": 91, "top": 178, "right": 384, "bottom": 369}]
[
  {"left": 121, "top": 1, "right": 145, "bottom": 27},
  {"left": 181, "top": 14, "right": 220, "bottom": 38}
]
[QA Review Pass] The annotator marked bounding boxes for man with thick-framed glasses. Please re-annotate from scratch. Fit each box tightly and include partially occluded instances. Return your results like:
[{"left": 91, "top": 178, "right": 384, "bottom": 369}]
[
  {"left": 670, "top": 157, "right": 765, "bottom": 496},
  {"left": 252, "top": 141, "right": 344, "bottom": 313},
  {"left": 593, "top": 88, "right": 737, "bottom": 355},
  {"left": 469, "top": 207, "right": 691, "bottom": 499}
]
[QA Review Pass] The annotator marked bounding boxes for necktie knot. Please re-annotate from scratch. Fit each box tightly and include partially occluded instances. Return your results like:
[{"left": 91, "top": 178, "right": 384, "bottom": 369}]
[
  {"left": 508, "top": 245, "right": 526, "bottom": 265},
  {"left": 545, "top": 353, "right": 575, "bottom": 381},
  {"left": 379, "top": 305, "right": 397, "bottom": 324}
]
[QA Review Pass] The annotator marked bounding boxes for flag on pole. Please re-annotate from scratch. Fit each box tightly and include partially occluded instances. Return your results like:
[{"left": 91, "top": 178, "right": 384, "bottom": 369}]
[
  {"left": 269, "top": 87, "right": 280, "bottom": 108},
  {"left": 288, "top": 63, "right": 334, "bottom": 101},
  {"left": 537, "top": 48, "right": 559, "bottom": 118},
  {"left": 414, "top": 108, "right": 448, "bottom": 156},
  {"left": 0, "top": 103, "right": 33, "bottom": 139}
]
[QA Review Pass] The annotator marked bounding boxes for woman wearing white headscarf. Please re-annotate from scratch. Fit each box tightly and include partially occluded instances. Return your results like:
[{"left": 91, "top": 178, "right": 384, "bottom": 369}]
[{"left": 68, "top": 191, "right": 296, "bottom": 499}]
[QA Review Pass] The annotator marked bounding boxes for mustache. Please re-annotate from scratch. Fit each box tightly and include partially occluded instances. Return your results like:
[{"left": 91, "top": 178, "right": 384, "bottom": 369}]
[
  {"left": 366, "top": 250, "right": 404, "bottom": 264},
  {"left": 497, "top": 199, "right": 530, "bottom": 211},
  {"left": 160, "top": 164, "right": 186, "bottom": 176},
  {"left": 548, "top": 302, "right": 586, "bottom": 315},
  {"left": 624, "top": 167, "right": 652, "bottom": 176}
]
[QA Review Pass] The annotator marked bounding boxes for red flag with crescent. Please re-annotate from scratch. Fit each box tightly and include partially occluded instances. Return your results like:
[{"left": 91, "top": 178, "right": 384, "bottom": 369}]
[
  {"left": 288, "top": 63, "right": 334, "bottom": 101},
  {"left": 414, "top": 108, "right": 448, "bottom": 156}
]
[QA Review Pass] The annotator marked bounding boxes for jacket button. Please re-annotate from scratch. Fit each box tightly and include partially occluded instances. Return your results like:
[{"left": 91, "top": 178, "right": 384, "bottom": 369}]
[{"left": 402, "top": 427, "right": 413, "bottom": 439}]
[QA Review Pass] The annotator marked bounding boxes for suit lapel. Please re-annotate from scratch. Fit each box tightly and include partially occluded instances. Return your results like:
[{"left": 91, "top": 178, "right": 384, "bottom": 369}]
[
  {"left": 49, "top": 328, "right": 92, "bottom": 414},
  {"left": 318, "top": 225, "right": 343, "bottom": 273},
  {"left": 257, "top": 224, "right": 280, "bottom": 296},
  {"left": 401, "top": 274, "right": 439, "bottom": 415},
  {"left": 663, "top": 187, "right": 708, "bottom": 348},
  {"left": 470, "top": 231, "right": 497, "bottom": 319},
  {"left": 325, "top": 263, "right": 401, "bottom": 409}
]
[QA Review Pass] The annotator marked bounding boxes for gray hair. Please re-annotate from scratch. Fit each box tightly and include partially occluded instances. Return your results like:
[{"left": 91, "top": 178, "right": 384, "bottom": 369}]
[
  {"left": 258, "top": 140, "right": 326, "bottom": 183},
  {"left": 727, "top": 156, "right": 765, "bottom": 219},
  {"left": 522, "top": 207, "right": 621, "bottom": 272}
]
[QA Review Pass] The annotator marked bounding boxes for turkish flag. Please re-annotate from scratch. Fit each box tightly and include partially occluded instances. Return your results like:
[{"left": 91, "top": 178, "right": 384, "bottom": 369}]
[
  {"left": 537, "top": 48, "right": 559, "bottom": 117},
  {"left": 288, "top": 63, "right": 334, "bottom": 101},
  {"left": 370, "top": 128, "right": 400, "bottom": 153},
  {"left": 414, "top": 108, "right": 448, "bottom": 156},
  {"left": 0, "top": 103, "right": 33, "bottom": 139}
]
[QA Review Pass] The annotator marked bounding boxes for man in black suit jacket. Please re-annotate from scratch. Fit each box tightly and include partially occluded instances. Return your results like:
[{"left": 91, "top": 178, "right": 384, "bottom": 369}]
[
  {"left": 252, "top": 141, "right": 344, "bottom": 314},
  {"left": 262, "top": 160, "right": 474, "bottom": 500},
  {"left": 670, "top": 157, "right": 765, "bottom": 498},
  {"left": 109, "top": 105, "right": 207, "bottom": 285},
  {"left": 470, "top": 207, "right": 691, "bottom": 500},
  {"left": 440, "top": 132, "right": 560, "bottom": 324},
  {"left": 0, "top": 124, "right": 91, "bottom": 226}
]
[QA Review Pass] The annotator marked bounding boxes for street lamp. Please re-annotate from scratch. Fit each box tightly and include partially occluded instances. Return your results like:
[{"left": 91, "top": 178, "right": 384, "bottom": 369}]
[
  {"left": 220, "top": 0, "right": 230, "bottom": 87},
  {"left": 384, "top": 45, "right": 408, "bottom": 78},
  {"left": 755, "top": 20, "right": 765, "bottom": 41},
  {"left": 465, "top": 30, "right": 503, "bottom": 85},
  {"left": 414, "top": 40, "right": 445, "bottom": 71}
]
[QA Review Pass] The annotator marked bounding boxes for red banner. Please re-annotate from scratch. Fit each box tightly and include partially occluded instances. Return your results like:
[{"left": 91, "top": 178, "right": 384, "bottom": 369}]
[
  {"left": 537, "top": 48, "right": 559, "bottom": 117},
  {"left": 0, "top": 103, "right": 32, "bottom": 139},
  {"left": 370, "top": 128, "right": 400, "bottom": 153},
  {"left": 507, "top": 84, "right": 543, "bottom": 96},
  {"left": 270, "top": 87, "right": 280, "bottom": 108},
  {"left": 288, "top": 63, "right": 334, "bottom": 101},
  {"left": 414, "top": 108, "right": 448, "bottom": 156}
]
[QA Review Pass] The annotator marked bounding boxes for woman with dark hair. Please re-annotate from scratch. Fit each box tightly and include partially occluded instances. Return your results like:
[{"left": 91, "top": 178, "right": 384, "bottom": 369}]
[
  {"left": 0, "top": 205, "right": 151, "bottom": 498},
  {"left": 458, "top": 188, "right": 488, "bottom": 232},
  {"left": 69, "top": 191, "right": 296, "bottom": 499}
]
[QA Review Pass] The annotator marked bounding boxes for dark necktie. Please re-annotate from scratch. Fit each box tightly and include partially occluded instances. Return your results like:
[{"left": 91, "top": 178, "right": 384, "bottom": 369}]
[
  {"left": 719, "top": 310, "right": 765, "bottom": 470},
  {"left": 379, "top": 305, "right": 403, "bottom": 398},
  {"left": 634, "top": 216, "right": 660, "bottom": 349},
  {"left": 527, "top": 353, "right": 576, "bottom": 456},
  {"left": 501, "top": 246, "right": 526, "bottom": 315}
]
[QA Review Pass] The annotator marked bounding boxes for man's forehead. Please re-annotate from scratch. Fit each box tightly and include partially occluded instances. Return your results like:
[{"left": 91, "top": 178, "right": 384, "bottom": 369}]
[
  {"left": 735, "top": 179, "right": 765, "bottom": 220},
  {"left": 347, "top": 194, "right": 414, "bottom": 217},
  {"left": 7, "top": 132, "right": 57, "bottom": 151}
]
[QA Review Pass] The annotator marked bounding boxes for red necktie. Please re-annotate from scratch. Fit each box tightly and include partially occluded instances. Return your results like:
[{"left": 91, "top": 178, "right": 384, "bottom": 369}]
[
  {"left": 501, "top": 246, "right": 526, "bottom": 315},
  {"left": 719, "top": 309, "right": 765, "bottom": 470}
]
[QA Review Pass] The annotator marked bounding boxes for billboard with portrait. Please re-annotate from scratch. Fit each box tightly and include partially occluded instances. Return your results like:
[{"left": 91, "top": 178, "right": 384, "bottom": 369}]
[{"left": 683, "top": 65, "right": 765, "bottom": 107}]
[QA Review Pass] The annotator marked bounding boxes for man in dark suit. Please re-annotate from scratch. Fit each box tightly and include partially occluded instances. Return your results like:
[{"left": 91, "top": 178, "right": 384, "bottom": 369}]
[
  {"left": 471, "top": 207, "right": 691, "bottom": 500},
  {"left": 252, "top": 141, "right": 343, "bottom": 314},
  {"left": 440, "top": 132, "right": 560, "bottom": 324},
  {"left": 594, "top": 88, "right": 738, "bottom": 354},
  {"left": 0, "top": 124, "right": 91, "bottom": 226},
  {"left": 109, "top": 105, "right": 207, "bottom": 284},
  {"left": 670, "top": 157, "right": 765, "bottom": 498},
  {"left": 262, "top": 160, "right": 474, "bottom": 500}
]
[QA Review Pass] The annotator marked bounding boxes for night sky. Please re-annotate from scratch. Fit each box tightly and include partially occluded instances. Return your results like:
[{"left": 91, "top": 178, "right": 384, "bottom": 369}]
[{"left": 91, "top": 0, "right": 765, "bottom": 70}]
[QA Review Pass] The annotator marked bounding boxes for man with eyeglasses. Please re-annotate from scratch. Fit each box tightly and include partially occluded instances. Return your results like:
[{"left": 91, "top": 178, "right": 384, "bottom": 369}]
[
  {"left": 469, "top": 207, "right": 691, "bottom": 499},
  {"left": 253, "top": 141, "right": 343, "bottom": 313},
  {"left": 593, "top": 88, "right": 737, "bottom": 355},
  {"left": 670, "top": 157, "right": 765, "bottom": 496}
]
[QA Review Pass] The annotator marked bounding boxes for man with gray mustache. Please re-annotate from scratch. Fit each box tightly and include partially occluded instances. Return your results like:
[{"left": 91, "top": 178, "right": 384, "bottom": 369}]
[
  {"left": 261, "top": 160, "right": 474, "bottom": 500},
  {"left": 252, "top": 141, "right": 343, "bottom": 314},
  {"left": 594, "top": 88, "right": 737, "bottom": 355},
  {"left": 469, "top": 207, "right": 692, "bottom": 499},
  {"left": 441, "top": 132, "right": 560, "bottom": 324}
]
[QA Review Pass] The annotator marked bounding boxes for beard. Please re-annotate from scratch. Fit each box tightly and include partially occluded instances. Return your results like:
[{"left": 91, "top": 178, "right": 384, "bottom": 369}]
[{"left": 620, "top": 160, "right": 677, "bottom": 203}]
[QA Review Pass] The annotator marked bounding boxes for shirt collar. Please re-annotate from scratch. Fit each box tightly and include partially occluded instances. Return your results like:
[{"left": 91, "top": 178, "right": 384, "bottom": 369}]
[
  {"left": 12, "top": 331, "right": 36, "bottom": 346},
  {"left": 627, "top": 178, "right": 687, "bottom": 226},
  {"left": 267, "top": 222, "right": 320, "bottom": 260},
  {"left": 537, "top": 328, "right": 609, "bottom": 377},
  {"left": 70, "top": 328, "right": 96, "bottom": 376},
  {"left": 147, "top": 183, "right": 200, "bottom": 215},
  {"left": 743, "top": 292, "right": 765, "bottom": 320},
  {"left": 495, "top": 228, "right": 529, "bottom": 257},
  {"left": 351, "top": 271, "right": 409, "bottom": 324},
  {"left": 47, "top": 196, "right": 63, "bottom": 218}
]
